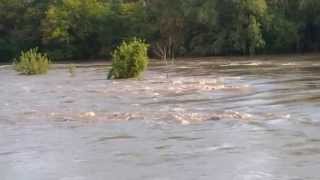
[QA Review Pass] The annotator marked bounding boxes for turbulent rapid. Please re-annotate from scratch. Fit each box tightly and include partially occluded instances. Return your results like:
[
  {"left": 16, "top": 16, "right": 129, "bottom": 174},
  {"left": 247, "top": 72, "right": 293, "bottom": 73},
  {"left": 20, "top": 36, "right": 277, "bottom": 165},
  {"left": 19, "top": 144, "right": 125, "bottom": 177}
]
[{"left": 1, "top": 57, "right": 320, "bottom": 180}]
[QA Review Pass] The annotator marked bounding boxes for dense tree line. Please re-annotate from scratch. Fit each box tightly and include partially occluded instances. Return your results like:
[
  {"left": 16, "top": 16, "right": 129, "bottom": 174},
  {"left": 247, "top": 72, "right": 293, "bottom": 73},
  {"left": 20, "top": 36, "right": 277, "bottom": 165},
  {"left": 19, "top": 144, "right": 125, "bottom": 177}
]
[{"left": 1, "top": 0, "right": 320, "bottom": 62}]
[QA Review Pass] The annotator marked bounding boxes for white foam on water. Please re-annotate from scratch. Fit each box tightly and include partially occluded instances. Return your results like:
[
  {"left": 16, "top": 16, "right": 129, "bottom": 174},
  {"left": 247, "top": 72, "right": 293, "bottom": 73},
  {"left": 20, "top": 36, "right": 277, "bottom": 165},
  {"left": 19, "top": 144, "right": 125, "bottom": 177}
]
[
  {"left": 282, "top": 63, "right": 297, "bottom": 66},
  {"left": 0, "top": 65, "right": 11, "bottom": 69}
]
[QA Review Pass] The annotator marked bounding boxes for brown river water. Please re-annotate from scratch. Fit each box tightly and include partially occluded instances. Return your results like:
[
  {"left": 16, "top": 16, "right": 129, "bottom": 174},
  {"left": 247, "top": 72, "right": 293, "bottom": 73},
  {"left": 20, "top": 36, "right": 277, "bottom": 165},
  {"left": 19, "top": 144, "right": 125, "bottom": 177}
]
[{"left": 1, "top": 57, "right": 320, "bottom": 180}]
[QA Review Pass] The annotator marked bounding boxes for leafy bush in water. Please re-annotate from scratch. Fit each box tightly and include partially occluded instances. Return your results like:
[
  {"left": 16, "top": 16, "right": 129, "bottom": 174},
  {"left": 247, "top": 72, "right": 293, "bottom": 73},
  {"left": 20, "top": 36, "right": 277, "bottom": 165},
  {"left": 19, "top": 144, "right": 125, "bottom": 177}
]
[
  {"left": 14, "top": 48, "right": 51, "bottom": 75},
  {"left": 68, "top": 63, "right": 76, "bottom": 77},
  {"left": 108, "top": 39, "right": 149, "bottom": 79}
]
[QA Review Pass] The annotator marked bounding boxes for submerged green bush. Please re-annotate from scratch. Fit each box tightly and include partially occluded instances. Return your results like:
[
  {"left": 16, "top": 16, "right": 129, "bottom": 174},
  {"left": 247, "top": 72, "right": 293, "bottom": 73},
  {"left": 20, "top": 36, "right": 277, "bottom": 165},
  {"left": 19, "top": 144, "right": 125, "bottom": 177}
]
[
  {"left": 14, "top": 48, "right": 51, "bottom": 75},
  {"left": 67, "top": 63, "right": 76, "bottom": 77},
  {"left": 108, "top": 39, "right": 149, "bottom": 79}
]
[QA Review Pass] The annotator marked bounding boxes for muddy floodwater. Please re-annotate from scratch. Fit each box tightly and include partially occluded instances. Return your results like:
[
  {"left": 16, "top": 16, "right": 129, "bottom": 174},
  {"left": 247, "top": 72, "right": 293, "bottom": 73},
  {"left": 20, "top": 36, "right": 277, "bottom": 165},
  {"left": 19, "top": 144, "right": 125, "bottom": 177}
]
[{"left": 1, "top": 57, "right": 320, "bottom": 180}]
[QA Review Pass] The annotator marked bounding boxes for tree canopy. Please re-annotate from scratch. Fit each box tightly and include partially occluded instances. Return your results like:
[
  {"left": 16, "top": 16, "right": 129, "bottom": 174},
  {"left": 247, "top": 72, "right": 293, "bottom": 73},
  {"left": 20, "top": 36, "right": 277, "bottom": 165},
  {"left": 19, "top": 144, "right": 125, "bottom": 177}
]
[{"left": 1, "top": 0, "right": 320, "bottom": 61}]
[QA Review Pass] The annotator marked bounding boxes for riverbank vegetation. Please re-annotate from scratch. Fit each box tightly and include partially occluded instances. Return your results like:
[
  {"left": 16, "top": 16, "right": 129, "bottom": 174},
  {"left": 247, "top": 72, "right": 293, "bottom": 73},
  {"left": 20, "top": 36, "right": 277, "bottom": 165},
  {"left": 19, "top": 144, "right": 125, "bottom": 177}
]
[{"left": 1, "top": 0, "right": 320, "bottom": 62}]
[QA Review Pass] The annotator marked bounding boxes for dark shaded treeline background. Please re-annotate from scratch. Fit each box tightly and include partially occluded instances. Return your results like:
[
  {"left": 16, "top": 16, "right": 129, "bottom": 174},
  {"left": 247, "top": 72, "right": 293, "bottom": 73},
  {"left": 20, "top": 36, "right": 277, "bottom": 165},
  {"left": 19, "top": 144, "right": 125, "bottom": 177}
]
[{"left": 1, "top": 0, "right": 320, "bottom": 62}]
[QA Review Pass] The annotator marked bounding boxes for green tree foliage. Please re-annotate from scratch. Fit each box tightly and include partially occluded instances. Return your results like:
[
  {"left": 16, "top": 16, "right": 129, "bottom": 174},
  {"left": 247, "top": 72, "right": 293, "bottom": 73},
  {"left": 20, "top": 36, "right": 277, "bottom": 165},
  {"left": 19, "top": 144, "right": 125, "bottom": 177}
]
[
  {"left": 182, "top": 0, "right": 218, "bottom": 56},
  {"left": 298, "top": 0, "right": 320, "bottom": 51},
  {"left": 0, "top": 0, "right": 49, "bottom": 61},
  {"left": 146, "top": 0, "right": 185, "bottom": 60},
  {"left": 214, "top": 0, "right": 267, "bottom": 55},
  {"left": 2, "top": 0, "right": 320, "bottom": 62},
  {"left": 41, "top": 0, "right": 147, "bottom": 59},
  {"left": 42, "top": 0, "right": 109, "bottom": 59},
  {"left": 262, "top": 10, "right": 299, "bottom": 53},
  {"left": 109, "top": 1, "right": 148, "bottom": 44}
]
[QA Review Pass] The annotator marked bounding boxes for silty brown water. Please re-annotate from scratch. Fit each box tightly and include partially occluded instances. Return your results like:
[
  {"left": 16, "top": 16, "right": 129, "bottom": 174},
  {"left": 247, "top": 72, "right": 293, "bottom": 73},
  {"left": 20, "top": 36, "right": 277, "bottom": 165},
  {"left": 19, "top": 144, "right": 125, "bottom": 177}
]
[{"left": 1, "top": 57, "right": 320, "bottom": 180}]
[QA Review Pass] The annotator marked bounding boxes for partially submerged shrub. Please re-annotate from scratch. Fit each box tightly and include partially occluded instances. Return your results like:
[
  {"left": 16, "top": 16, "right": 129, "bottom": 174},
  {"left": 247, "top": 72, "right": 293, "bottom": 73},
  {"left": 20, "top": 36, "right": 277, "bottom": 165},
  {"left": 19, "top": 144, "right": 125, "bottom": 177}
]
[
  {"left": 108, "top": 39, "right": 149, "bottom": 79},
  {"left": 14, "top": 48, "right": 51, "bottom": 75},
  {"left": 67, "top": 63, "right": 76, "bottom": 77}
]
